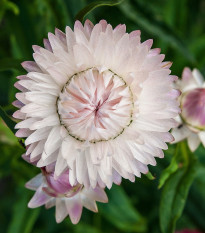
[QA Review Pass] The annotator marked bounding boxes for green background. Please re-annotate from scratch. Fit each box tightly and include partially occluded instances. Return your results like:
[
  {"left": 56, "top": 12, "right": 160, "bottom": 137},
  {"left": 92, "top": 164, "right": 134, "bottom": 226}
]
[{"left": 0, "top": 0, "right": 205, "bottom": 233}]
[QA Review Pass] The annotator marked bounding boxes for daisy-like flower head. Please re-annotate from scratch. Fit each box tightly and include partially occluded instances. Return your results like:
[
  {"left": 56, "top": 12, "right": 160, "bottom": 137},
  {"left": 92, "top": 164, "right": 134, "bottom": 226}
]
[
  {"left": 13, "top": 20, "right": 180, "bottom": 188},
  {"left": 171, "top": 67, "right": 205, "bottom": 151},
  {"left": 26, "top": 165, "right": 108, "bottom": 224}
]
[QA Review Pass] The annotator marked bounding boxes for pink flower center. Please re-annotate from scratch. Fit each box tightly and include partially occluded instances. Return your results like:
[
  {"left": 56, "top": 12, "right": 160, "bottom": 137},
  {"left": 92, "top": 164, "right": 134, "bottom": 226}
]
[
  {"left": 181, "top": 88, "right": 205, "bottom": 130},
  {"left": 57, "top": 68, "right": 133, "bottom": 142}
]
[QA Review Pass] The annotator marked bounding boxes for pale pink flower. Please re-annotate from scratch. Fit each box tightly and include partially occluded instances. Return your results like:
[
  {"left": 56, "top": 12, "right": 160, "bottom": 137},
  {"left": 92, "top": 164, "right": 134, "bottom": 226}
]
[
  {"left": 13, "top": 20, "right": 180, "bottom": 188},
  {"left": 26, "top": 166, "right": 108, "bottom": 224},
  {"left": 175, "top": 229, "right": 203, "bottom": 233},
  {"left": 171, "top": 67, "right": 205, "bottom": 151}
]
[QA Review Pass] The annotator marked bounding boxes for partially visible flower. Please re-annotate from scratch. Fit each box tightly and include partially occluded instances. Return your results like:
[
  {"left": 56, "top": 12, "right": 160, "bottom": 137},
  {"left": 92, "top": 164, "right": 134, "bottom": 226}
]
[
  {"left": 175, "top": 229, "right": 203, "bottom": 233},
  {"left": 13, "top": 20, "right": 180, "bottom": 189},
  {"left": 171, "top": 68, "right": 205, "bottom": 151},
  {"left": 26, "top": 166, "right": 108, "bottom": 224}
]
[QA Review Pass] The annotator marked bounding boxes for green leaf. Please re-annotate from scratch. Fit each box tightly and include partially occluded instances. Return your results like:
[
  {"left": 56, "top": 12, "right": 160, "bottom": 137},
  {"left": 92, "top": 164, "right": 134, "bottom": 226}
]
[
  {"left": 98, "top": 185, "right": 147, "bottom": 232},
  {"left": 159, "top": 142, "right": 198, "bottom": 233},
  {"left": 118, "top": 0, "right": 196, "bottom": 63},
  {"left": 0, "top": 118, "right": 18, "bottom": 144},
  {"left": 23, "top": 208, "right": 40, "bottom": 233},
  {"left": 0, "top": 0, "right": 19, "bottom": 22},
  {"left": 75, "top": 0, "right": 124, "bottom": 22},
  {"left": 0, "top": 58, "right": 24, "bottom": 72},
  {"left": 74, "top": 223, "right": 101, "bottom": 233},
  {"left": 7, "top": 189, "right": 40, "bottom": 233},
  {"left": 158, "top": 143, "right": 181, "bottom": 189},
  {"left": 0, "top": 106, "right": 16, "bottom": 134}
]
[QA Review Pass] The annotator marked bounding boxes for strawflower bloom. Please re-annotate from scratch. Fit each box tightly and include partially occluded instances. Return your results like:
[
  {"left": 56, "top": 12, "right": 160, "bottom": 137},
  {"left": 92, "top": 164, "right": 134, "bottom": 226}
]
[
  {"left": 13, "top": 20, "right": 180, "bottom": 188},
  {"left": 171, "top": 67, "right": 205, "bottom": 151},
  {"left": 26, "top": 164, "right": 108, "bottom": 224},
  {"left": 175, "top": 229, "right": 203, "bottom": 233}
]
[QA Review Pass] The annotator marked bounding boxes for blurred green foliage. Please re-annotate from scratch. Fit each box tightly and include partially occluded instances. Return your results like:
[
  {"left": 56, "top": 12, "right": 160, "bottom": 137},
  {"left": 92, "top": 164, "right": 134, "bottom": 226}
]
[{"left": 0, "top": 0, "right": 205, "bottom": 233}]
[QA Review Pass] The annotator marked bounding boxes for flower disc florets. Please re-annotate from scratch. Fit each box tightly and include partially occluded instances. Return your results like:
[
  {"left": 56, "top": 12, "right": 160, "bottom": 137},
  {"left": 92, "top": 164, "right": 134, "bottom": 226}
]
[
  {"left": 58, "top": 68, "right": 133, "bottom": 142},
  {"left": 13, "top": 20, "right": 180, "bottom": 188}
]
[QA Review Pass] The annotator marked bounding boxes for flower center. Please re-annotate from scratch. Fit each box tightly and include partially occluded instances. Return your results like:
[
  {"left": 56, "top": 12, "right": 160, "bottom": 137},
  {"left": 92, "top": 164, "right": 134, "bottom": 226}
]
[
  {"left": 57, "top": 68, "right": 133, "bottom": 142},
  {"left": 181, "top": 88, "right": 205, "bottom": 130}
]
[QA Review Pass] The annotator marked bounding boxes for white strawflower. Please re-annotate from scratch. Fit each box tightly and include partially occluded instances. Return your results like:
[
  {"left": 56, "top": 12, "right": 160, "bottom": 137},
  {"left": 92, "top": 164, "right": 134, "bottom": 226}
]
[
  {"left": 26, "top": 165, "right": 108, "bottom": 224},
  {"left": 13, "top": 20, "right": 180, "bottom": 188},
  {"left": 171, "top": 67, "right": 205, "bottom": 151}
]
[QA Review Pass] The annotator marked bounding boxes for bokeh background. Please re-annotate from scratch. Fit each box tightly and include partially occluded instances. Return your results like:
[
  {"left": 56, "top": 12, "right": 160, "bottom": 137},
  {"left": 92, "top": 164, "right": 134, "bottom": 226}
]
[{"left": 0, "top": 0, "right": 205, "bottom": 232}]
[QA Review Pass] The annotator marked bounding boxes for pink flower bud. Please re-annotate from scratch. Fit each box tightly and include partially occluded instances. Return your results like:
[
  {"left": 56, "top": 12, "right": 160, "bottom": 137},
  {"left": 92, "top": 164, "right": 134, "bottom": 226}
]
[
  {"left": 42, "top": 168, "right": 82, "bottom": 197},
  {"left": 181, "top": 88, "right": 205, "bottom": 131}
]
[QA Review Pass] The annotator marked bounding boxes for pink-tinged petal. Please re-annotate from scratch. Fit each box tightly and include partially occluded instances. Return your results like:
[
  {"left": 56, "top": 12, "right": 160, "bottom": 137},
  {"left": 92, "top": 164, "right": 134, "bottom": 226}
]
[
  {"left": 167, "top": 89, "right": 181, "bottom": 99},
  {"left": 12, "top": 100, "right": 24, "bottom": 108},
  {"left": 87, "top": 187, "right": 108, "bottom": 203},
  {"left": 55, "top": 28, "right": 66, "bottom": 46},
  {"left": 129, "top": 30, "right": 141, "bottom": 38},
  {"left": 42, "top": 187, "right": 58, "bottom": 197},
  {"left": 25, "top": 127, "right": 51, "bottom": 146},
  {"left": 14, "top": 82, "right": 27, "bottom": 92},
  {"left": 84, "top": 19, "right": 94, "bottom": 36},
  {"left": 30, "top": 115, "right": 59, "bottom": 130},
  {"left": 171, "top": 126, "right": 191, "bottom": 143},
  {"left": 187, "top": 133, "right": 200, "bottom": 152},
  {"left": 15, "top": 118, "right": 37, "bottom": 129},
  {"left": 55, "top": 199, "right": 69, "bottom": 223},
  {"left": 198, "top": 131, "right": 205, "bottom": 147},
  {"left": 66, "top": 200, "right": 83, "bottom": 224},
  {"left": 48, "top": 32, "right": 66, "bottom": 53},
  {"left": 32, "top": 45, "right": 41, "bottom": 52},
  {"left": 74, "top": 20, "right": 84, "bottom": 31},
  {"left": 99, "top": 20, "right": 108, "bottom": 32},
  {"left": 81, "top": 197, "right": 98, "bottom": 212},
  {"left": 16, "top": 128, "right": 32, "bottom": 137},
  {"left": 16, "top": 75, "right": 28, "bottom": 80},
  {"left": 192, "top": 69, "right": 204, "bottom": 86},
  {"left": 113, "top": 24, "right": 126, "bottom": 42},
  {"left": 43, "top": 39, "right": 53, "bottom": 52},
  {"left": 169, "top": 75, "right": 178, "bottom": 82},
  {"left": 21, "top": 61, "right": 41, "bottom": 72},
  {"left": 112, "top": 170, "right": 122, "bottom": 185},
  {"left": 161, "top": 61, "right": 172, "bottom": 68},
  {"left": 15, "top": 93, "right": 28, "bottom": 104},
  {"left": 142, "top": 39, "right": 153, "bottom": 49},
  {"left": 13, "top": 110, "right": 26, "bottom": 120},
  {"left": 45, "top": 198, "right": 55, "bottom": 209},
  {"left": 25, "top": 173, "right": 43, "bottom": 190},
  {"left": 22, "top": 153, "right": 39, "bottom": 165},
  {"left": 28, "top": 187, "right": 51, "bottom": 208},
  {"left": 182, "top": 67, "right": 192, "bottom": 81},
  {"left": 54, "top": 150, "right": 67, "bottom": 177},
  {"left": 65, "top": 26, "right": 76, "bottom": 53},
  {"left": 42, "top": 126, "right": 61, "bottom": 160},
  {"left": 148, "top": 48, "right": 161, "bottom": 57},
  {"left": 37, "top": 150, "right": 57, "bottom": 167}
]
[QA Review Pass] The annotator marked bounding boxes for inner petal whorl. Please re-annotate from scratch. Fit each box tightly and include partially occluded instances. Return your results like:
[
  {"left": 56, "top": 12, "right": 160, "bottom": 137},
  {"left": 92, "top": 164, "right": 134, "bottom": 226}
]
[{"left": 57, "top": 68, "right": 133, "bottom": 142}]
